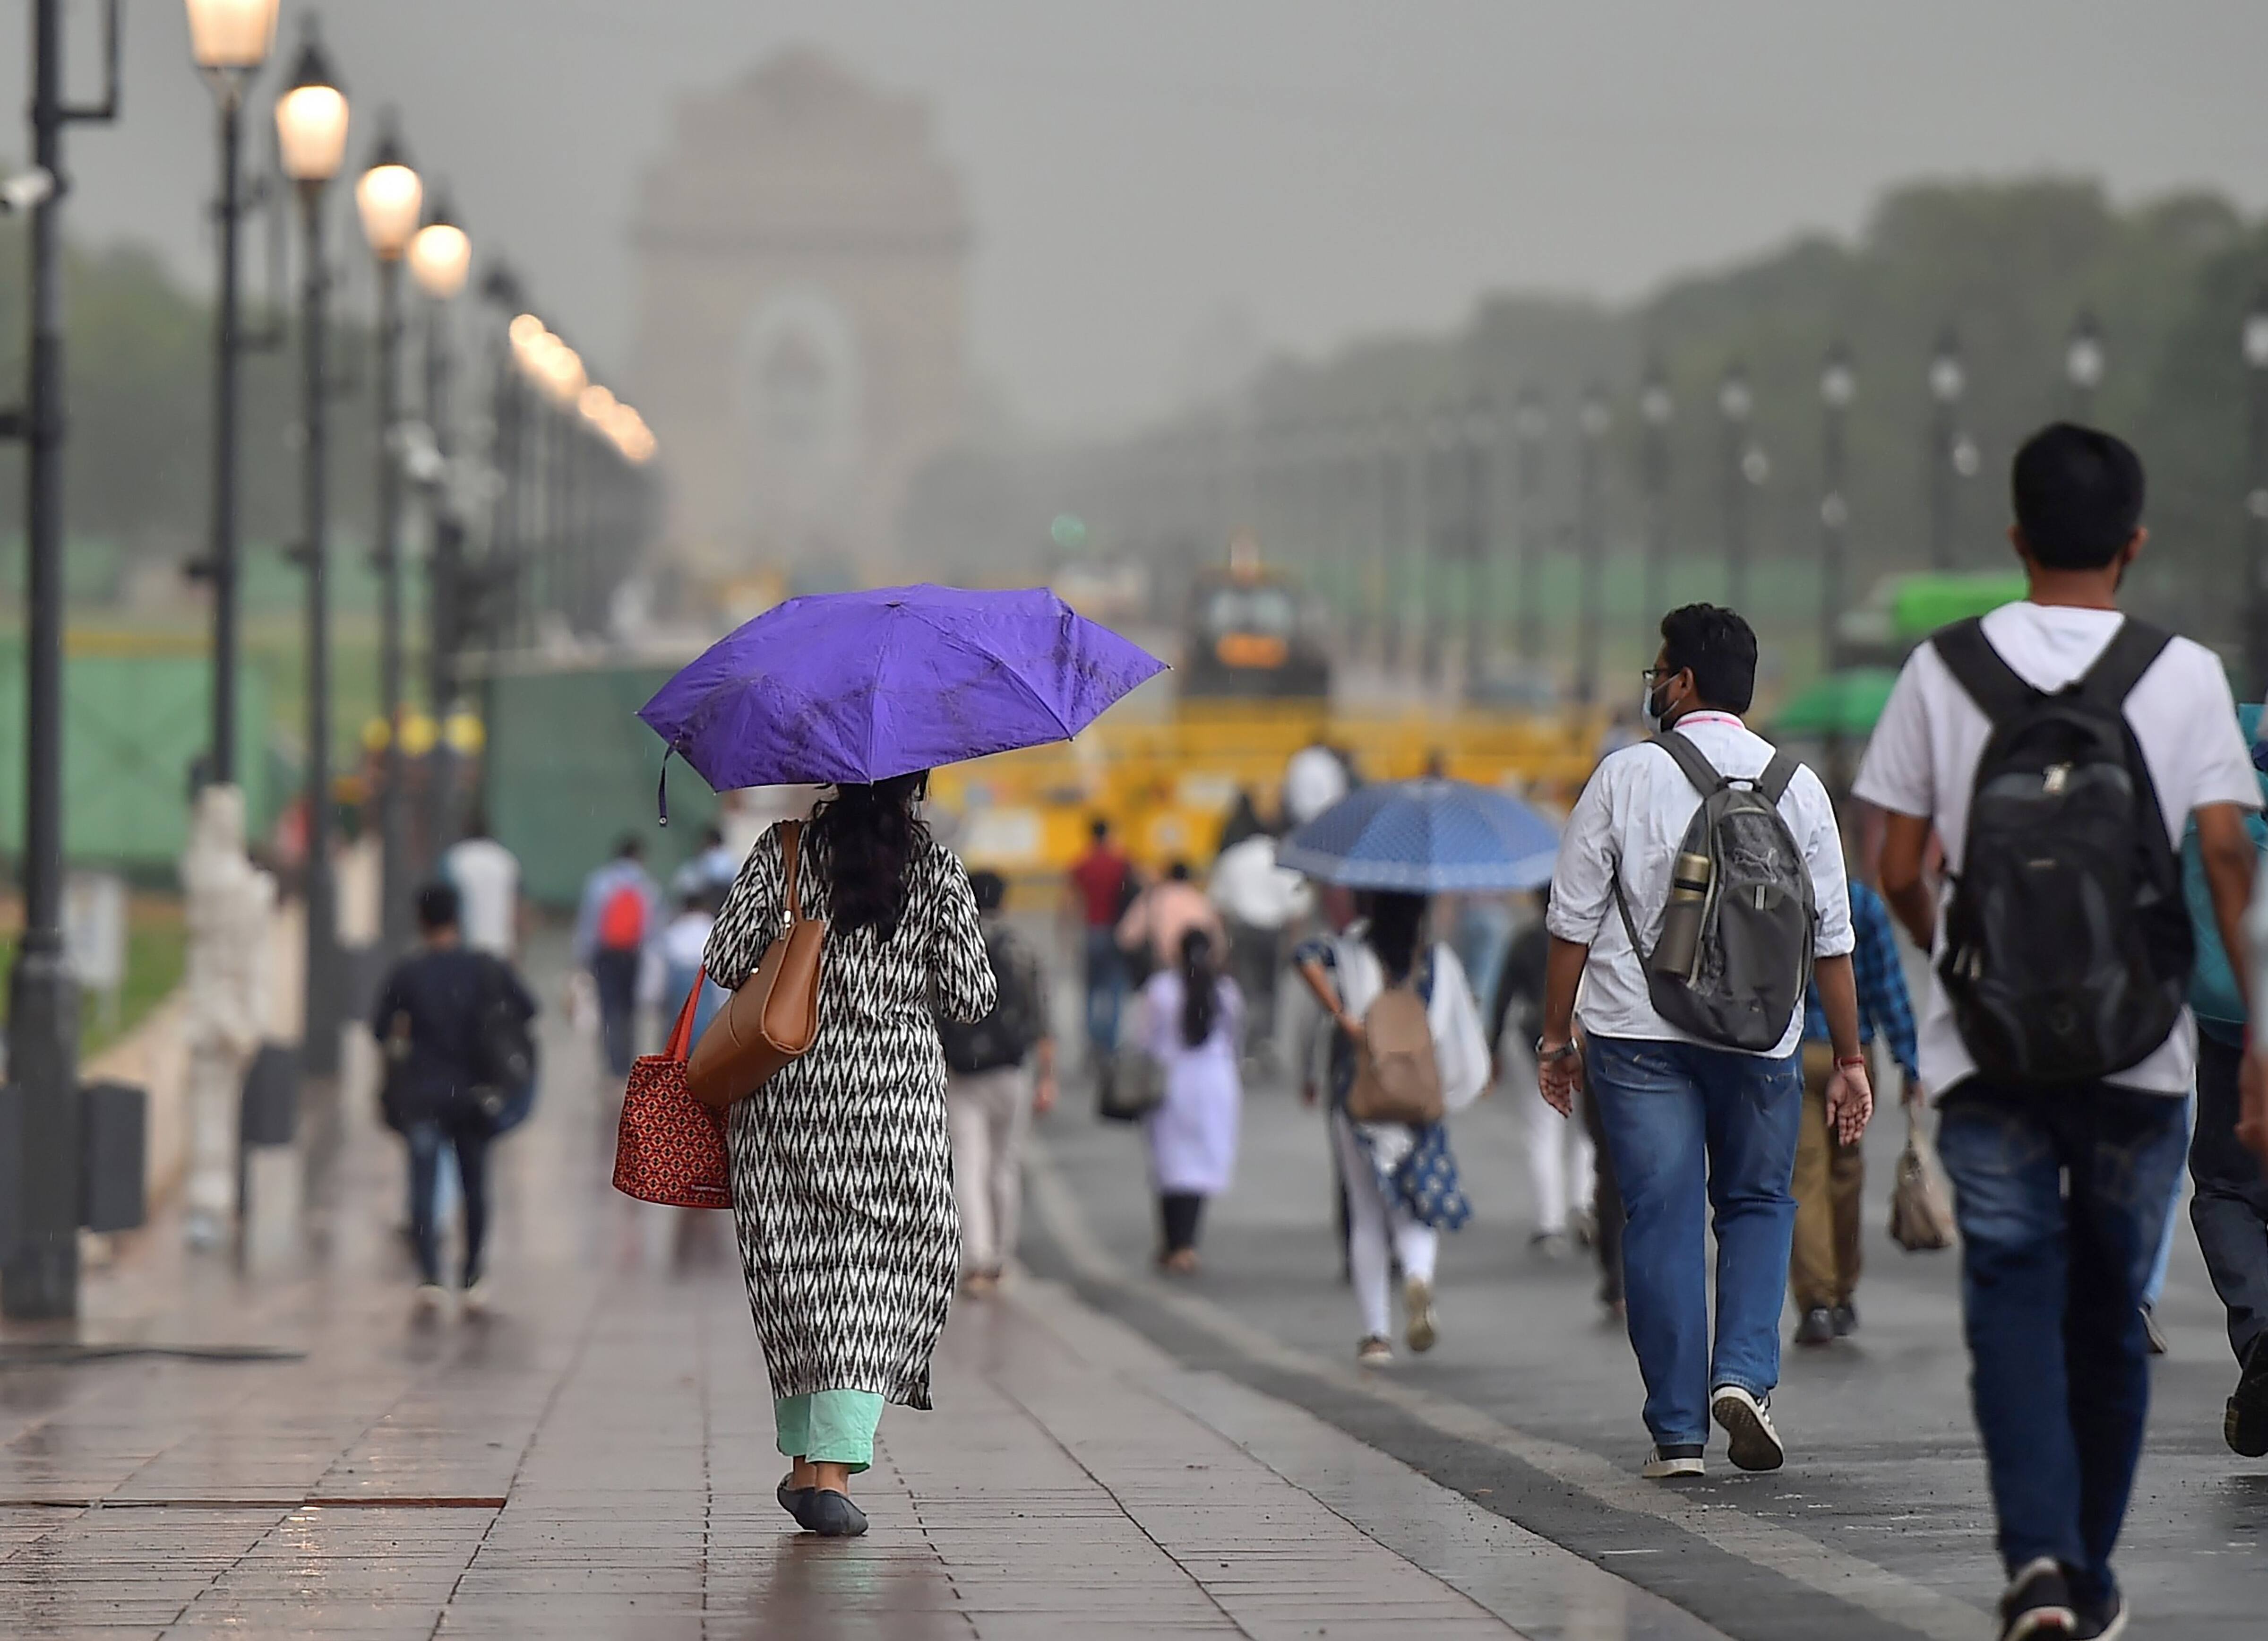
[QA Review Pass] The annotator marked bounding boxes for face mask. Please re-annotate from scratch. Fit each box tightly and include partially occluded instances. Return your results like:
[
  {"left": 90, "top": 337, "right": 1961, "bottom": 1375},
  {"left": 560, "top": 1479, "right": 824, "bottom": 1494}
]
[{"left": 1641, "top": 676, "right": 1672, "bottom": 734}]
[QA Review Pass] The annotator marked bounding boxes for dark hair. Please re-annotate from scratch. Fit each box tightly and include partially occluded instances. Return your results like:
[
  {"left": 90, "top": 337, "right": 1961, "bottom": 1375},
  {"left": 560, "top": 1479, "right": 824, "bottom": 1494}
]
[
  {"left": 1179, "top": 927, "right": 1221, "bottom": 1048},
  {"left": 1659, "top": 604, "right": 1758, "bottom": 714},
  {"left": 808, "top": 771, "right": 929, "bottom": 940},
  {"left": 968, "top": 868, "right": 1006, "bottom": 914},
  {"left": 1167, "top": 859, "right": 1192, "bottom": 883},
  {"left": 1089, "top": 816, "right": 1110, "bottom": 841},
  {"left": 701, "top": 824, "right": 725, "bottom": 849},
  {"left": 614, "top": 833, "right": 644, "bottom": 861},
  {"left": 416, "top": 881, "right": 461, "bottom": 932},
  {"left": 1365, "top": 891, "right": 1426, "bottom": 985},
  {"left": 2012, "top": 423, "right": 2145, "bottom": 570}
]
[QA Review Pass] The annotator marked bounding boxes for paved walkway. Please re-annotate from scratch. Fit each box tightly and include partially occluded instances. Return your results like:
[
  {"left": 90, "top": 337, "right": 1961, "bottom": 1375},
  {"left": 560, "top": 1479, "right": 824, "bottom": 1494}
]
[{"left": 0, "top": 977, "right": 1710, "bottom": 1640}]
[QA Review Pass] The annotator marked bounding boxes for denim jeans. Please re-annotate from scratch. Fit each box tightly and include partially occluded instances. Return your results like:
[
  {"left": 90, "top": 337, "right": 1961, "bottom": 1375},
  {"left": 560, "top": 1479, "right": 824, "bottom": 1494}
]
[
  {"left": 406, "top": 1108, "right": 493, "bottom": 1289},
  {"left": 2190, "top": 1031, "right": 2268, "bottom": 1367},
  {"left": 1082, "top": 927, "right": 1125, "bottom": 1056},
  {"left": 1584, "top": 1035, "right": 1803, "bottom": 1447},
  {"left": 590, "top": 949, "right": 641, "bottom": 1078},
  {"left": 1936, "top": 1081, "right": 2189, "bottom": 1606}
]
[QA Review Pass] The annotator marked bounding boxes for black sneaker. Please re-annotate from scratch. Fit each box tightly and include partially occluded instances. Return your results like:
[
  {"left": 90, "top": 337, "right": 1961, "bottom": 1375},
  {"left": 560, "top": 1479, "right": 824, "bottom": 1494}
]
[
  {"left": 1998, "top": 1557, "right": 2078, "bottom": 1639},
  {"left": 2075, "top": 1588, "right": 2127, "bottom": 1640},
  {"left": 1795, "top": 1306, "right": 1836, "bottom": 1347},
  {"left": 2227, "top": 1336, "right": 2268, "bottom": 1458},
  {"left": 1830, "top": 1301, "right": 1858, "bottom": 1337}
]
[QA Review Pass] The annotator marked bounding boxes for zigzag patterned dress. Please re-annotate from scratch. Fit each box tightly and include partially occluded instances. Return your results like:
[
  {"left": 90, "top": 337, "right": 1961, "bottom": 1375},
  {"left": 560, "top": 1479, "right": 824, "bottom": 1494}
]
[{"left": 706, "top": 824, "right": 995, "bottom": 1410}]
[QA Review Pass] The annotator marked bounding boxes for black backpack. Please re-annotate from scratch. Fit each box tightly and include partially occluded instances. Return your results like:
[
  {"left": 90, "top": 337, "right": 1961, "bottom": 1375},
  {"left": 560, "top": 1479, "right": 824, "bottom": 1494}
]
[
  {"left": 469, "top": 955, "right": 537, "bottom": 1118},
  {"left": 941, "top": 925, "right": 1042, "bottom": 1075},
  {"left": 1933, "top": 615, "right": 2193, "bottom": 1085}
]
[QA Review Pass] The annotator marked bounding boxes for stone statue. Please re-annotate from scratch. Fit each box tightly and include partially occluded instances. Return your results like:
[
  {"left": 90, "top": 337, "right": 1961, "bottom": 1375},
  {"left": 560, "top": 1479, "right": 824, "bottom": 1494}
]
[{"left": 179, "top": 784, "right": 276, "bottom": 1251}]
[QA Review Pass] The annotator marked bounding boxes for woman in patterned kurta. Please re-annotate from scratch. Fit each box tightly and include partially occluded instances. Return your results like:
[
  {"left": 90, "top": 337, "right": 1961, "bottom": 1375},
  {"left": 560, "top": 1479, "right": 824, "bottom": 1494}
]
[{"left": 704, "top": 773, "right": 994, "bottom": 1537}]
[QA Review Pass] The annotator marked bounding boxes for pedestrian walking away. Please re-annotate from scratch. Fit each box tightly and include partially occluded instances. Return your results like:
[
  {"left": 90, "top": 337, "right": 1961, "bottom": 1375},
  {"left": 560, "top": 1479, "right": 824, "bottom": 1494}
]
[
  {"left": 442, "top": 811, "right": 522, "bottom": 962},
  {"left": 942, "top": 869, "right": 1057, "bottom": 1295},
  {"left": 1119, "top": 858, "right": 1226, "bottom": 977},
  {"left": 1789, "top": 876, "right": 1920, "bottom": 1347},
  {"left": 1486, "top": 892, "right": 1598, "bottom": 1261},
  {"left": 1538, "top": 603, "right": 1869, "bottom": 1485},
  {"left": 643, "top": 883, "right": 730, "bottom": 1047},
  {"left": 1856, "top": 423, "right": 2262, "bottom": 1641},
  {"left": 371, "top": 881, "right": 538, "bottom": 1319},
  {"left": 1296, "top": 892, "right": 1490, "bottom": 1365},
  {"left": 1068, "top": 818, "right": 1137, "bottom": 1064},
  {"left": 704, "top": 772, "right": 997, "bottom": 1539},
  {"left": 576, "top": 834, "right": 661, "bottom": 1078},
  {"left": 1209, "top": 815, "right": 1311, "bottom": 1069},
  {"left": 1142, "top": 928, "right": 1245, "bottom": 1274}
]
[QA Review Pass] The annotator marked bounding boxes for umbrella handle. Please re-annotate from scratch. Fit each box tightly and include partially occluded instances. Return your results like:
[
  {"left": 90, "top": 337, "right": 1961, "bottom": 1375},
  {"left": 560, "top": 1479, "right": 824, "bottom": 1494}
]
[{"left": 656, "top": 746, "right": 675, "bottom": 828}]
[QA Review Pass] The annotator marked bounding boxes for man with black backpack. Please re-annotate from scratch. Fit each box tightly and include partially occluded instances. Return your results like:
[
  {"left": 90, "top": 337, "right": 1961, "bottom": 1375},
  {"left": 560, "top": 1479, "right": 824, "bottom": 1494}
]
[
  {"left": 1538, "top": 604, "right": 1870, "bottom": 1486},
  {"left": 1856, "top": 425, "right": 2260, "bottom": 1641},
  {"left": 942, "top": 869, "right": 1056, "bottom": 1294}
]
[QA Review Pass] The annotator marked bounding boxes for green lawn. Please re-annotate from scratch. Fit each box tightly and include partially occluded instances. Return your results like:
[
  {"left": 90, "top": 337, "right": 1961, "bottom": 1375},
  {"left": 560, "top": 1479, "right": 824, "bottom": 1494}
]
[{"left": 0, "top": 893, "right": 190, "bottom": 1059}]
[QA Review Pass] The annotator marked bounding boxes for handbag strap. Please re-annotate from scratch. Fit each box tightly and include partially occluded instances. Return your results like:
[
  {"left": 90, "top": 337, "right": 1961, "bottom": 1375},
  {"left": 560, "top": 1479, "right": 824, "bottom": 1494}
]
[
  {"left": 664, "top": 970, "right": 705, "bottom": 1063},
  {"left": 781, "top": 819, "right": 805, "bottom": 928}
]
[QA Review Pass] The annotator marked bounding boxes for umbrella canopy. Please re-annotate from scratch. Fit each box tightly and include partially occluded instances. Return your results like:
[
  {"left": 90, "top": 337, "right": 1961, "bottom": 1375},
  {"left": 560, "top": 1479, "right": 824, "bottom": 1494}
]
[
  {"left": 639, "top": 584, "right": 1166, "bottom": 790},
  {"left": 1277, "top": 778, "right": 1560, "bottom": 893},
  {"left": 1770, "top": 667, "right": 1899, "bottom": 739}
]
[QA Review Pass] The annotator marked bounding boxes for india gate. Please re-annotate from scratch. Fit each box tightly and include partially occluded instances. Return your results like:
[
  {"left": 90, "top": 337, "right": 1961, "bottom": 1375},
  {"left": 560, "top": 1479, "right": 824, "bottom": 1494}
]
[{"left": 629, "top": 47, "right": 970, "bottom": 601}]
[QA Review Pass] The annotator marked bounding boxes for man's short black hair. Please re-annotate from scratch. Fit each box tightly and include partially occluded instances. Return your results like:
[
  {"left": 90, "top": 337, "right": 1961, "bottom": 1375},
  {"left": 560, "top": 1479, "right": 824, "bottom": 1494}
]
[
  {"left": 969, "top": 869, "right": 1006, "bottom": 914},
  {"left": 2011, "top": 423, "right": 2145, "bottom": 570},
  {"left": 417, "top": 881, "right": 461, "bottom": 933},
  {"left": 1167, "top": 859, "right": 1192, "bottom": 882},
  {"left": 615, "top": 833, "right": 644, "bottom": 861},
  {"left": 1089, "top": 816, "right": 1110, "bottom": 840},
  {"left": 1659, "top": 604, "right": 1758, "bottom": 715}
]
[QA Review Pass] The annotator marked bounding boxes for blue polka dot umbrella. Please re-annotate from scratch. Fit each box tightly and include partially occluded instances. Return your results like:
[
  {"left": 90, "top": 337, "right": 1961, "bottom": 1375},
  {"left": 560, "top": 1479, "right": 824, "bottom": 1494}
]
[{"left": 1276, "top": 777, "right": 1559, "bottom": 892}]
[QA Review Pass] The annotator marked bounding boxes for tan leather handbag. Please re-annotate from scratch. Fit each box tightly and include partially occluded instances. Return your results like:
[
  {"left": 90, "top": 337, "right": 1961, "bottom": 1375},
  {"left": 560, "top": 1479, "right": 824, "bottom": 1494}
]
[{"left": 687, "top": 821, "right": 828, "bottom": 1110}]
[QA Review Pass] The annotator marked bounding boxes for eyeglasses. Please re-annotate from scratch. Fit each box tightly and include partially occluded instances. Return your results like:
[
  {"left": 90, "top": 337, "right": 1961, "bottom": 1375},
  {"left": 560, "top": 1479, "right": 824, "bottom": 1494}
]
[{"left": 1641, "top": 666, "right": 1674, "bottom": 687}]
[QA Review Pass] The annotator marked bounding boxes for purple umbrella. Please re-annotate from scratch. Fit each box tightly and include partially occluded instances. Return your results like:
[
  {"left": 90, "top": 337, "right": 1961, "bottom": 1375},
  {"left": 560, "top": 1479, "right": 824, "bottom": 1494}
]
[{"left": 639, "top": 584, "right": 1167, "bottom": 792}]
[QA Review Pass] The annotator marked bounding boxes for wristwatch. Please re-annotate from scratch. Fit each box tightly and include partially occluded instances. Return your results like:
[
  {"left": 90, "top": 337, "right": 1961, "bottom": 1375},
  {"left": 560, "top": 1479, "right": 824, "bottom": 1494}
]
[{"left": 1535, "top": 1038, "right": 1581, "bottom": 1066}]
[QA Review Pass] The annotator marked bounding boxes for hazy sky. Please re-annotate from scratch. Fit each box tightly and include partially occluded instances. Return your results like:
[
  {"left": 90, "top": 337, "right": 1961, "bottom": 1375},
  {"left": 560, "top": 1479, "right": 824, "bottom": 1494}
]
[{"left": 17, "top": 0, "right": 2268, "bottom": 432}]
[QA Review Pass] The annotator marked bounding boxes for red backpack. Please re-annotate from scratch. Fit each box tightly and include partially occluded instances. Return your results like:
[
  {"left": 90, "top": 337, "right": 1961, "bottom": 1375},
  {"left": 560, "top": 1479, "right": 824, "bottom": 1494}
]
[{"left": 597, "top": 882, "right": 647, "bottom": 951}]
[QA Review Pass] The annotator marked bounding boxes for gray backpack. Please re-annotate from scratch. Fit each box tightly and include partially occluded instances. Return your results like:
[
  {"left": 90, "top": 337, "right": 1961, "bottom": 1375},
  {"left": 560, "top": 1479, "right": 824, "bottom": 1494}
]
[{"left": 1611, "top": 731, "right": 1817, "bottom": 1052}]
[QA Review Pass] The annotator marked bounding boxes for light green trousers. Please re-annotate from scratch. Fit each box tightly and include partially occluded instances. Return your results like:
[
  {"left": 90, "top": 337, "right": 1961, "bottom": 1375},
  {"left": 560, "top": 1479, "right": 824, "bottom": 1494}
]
[{"left": 774, "top": 1389, "right": 885, "bottom": 1473}]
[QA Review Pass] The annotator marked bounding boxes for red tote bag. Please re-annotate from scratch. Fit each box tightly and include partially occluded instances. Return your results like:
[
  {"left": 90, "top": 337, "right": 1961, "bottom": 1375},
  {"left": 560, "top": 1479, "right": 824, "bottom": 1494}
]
[{"left": 611, "top": 976, "right": 732, "bottom": 1209}]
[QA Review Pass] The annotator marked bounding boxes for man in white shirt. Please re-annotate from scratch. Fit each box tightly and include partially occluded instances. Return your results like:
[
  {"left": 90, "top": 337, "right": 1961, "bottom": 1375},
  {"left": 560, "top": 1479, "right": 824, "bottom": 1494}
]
[
  {"left": 1855, "top": 424, "right": 2259, "bottom": 1641},
  {"left": 442, "top": 813, "right": 521, "bottom": 962},
  {"left": 1209, "top": 830, "right": 1313, "bottom": 1066},
  {"left": 1539, "top": 605, "right": 1870, "bottom": 1485}
]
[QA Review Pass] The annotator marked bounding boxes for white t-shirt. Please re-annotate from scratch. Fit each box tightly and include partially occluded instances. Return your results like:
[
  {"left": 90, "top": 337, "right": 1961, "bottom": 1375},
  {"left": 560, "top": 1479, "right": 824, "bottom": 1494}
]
[
  {"left": 1283, "top": 746, "right": 1350, "bottom": 828},
  {"left": 1548, "top": 711, "right": 1856, "bottom": 1057},
  {"left": 1851, "top": 601, "right": 2260, "bottom": 1097},
  {"left": 444, "top": 838, "right": 520, "bottom": 960}
]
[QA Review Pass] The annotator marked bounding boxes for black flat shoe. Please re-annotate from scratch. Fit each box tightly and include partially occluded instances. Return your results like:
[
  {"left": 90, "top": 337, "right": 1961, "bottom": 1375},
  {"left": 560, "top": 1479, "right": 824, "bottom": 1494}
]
[
  {"left": 796, "top": 1487, "right": 868, "bottom": 1537},
  {"left": 776, "top": 1476, "right": 813, "bottom": 1523}
]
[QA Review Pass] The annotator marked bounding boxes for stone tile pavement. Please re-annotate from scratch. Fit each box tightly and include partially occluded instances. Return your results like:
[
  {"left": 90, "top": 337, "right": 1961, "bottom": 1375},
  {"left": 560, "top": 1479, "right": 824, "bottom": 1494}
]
[{"left": 0, "top": 1018, "right": 1715, "bottom": 1640}]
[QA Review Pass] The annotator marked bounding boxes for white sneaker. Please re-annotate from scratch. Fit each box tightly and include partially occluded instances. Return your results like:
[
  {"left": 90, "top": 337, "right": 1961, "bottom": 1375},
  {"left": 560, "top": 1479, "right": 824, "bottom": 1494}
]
[
  {"left": 1711, "top": 1385, "right": 1786, "bottom": 1472},
  {"left": 460, "top": 1281, "right": 492, "bottom": 1318},
  {"left": 1356, "top": 1335, "right": 1394, "bottom": 1366},
  {"left": 412, "top": 1284, "right": 449, "bottom": 1319},
  {"left": 1642, "top": 1444, "right": 1705, "bottom": 1479},
  {"left": 1404, "top": 1277, "right": 1437, "bottom": 1354}
]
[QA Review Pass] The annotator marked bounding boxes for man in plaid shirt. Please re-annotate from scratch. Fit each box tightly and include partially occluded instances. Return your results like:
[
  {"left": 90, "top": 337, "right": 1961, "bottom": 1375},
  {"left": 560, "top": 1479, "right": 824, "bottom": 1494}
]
[{"left": 1792, "top": 877, "right": 1919, "bottom": 1346}]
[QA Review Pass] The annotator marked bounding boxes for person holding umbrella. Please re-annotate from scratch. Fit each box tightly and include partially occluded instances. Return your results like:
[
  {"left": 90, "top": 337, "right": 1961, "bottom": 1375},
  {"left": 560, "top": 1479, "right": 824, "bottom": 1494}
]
[
  {"left": 640, "top": 585, "right": 1162, "bottom": 1539},
  {"left": 1283, "top": 777, "right": 1553, "bottom": 1363}
]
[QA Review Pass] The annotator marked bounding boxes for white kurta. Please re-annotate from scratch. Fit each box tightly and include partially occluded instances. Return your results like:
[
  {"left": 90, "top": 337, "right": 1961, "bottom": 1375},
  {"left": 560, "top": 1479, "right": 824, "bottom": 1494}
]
[{"left": 1142, "top": 970, "right": 1245, "bottom": 1195}]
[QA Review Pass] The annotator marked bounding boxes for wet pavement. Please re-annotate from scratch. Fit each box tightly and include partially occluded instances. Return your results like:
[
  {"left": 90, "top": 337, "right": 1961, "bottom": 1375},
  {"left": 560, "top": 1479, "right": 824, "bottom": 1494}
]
[
  {"left": 0, "top": 955, "right": 1724, "bottom": 1641},
  {"left": 1027, "top": 1000, "right": 2268, "bottom": 1641}
]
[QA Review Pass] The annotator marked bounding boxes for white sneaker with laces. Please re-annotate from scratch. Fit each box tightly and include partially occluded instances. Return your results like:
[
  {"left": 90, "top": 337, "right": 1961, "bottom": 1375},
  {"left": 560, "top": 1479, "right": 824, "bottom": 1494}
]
[
  {"left": 460, "top": 1280, "right": 492, "bottom": 1318},
  {"left": 1710, "top": 1384, "right": 1786, "bottom": 1472},
  {"left": 1642, "top": 1444, "right": 1705, "bottom": 1479},
  {"left": 412, "top": 1284, "right": 448, "bottom": 1319}
]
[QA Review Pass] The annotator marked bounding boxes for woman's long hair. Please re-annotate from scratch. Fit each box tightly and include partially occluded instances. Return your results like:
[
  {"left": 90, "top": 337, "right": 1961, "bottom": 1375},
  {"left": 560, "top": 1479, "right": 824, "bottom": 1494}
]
[
  {"left": 807, "top": 771, "right": 929, "bottom": 940},
  {"left": 1179, "top": 927, "right": 1221, "bottom": 1048},
  {"left": 1364, "top": 891, "right": 1426, "bottom": 985}
]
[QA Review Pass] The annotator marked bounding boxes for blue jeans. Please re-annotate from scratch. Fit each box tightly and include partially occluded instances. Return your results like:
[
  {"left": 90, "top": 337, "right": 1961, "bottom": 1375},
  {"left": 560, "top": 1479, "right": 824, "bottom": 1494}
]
[
  {"left": 406, "top": 1109, "right": 492, "bottom": 1289},
  {"left": 1082, "top": 927, "right": 1125, "bottom": 1055},
  {"left": 1936, "top": 1082, "right": 2189, "bottom": 1606},
  {"left": 1585, "top": 1035, "right": 1803, "bottom": 1447},
  {"left": 2141, "top": 1088, "right": 2196, "bottom": 1310},
  {"left": 2191, "top": 1031, "right": 2268, "bottom": 1366}
]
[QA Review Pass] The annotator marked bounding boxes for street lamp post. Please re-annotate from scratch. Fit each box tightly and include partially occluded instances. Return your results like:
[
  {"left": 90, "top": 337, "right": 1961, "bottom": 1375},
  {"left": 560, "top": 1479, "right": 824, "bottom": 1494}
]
[
  {"left": 1928, "top": 327, "right": 1965, "bottom": 570},
  {"left": 274, "top": 23, "right": 350, "bottom": 1126},
  {"left": 2066, "top": 309, "right": 2105, "bottom": 422},
  {"left": 1639, "top": 360, "right": 1672, "bottom": 640},
  {"left": 1819, "top": 343, "right": 1856, "bottom": 671},
  {"left": 354, "top": 116, "right": 420, "bottom": 957},
  {"left": 1512, "top": 390, "right": 1546, "bottom": 668},
  {"left": 1576, "top": 385, "right": 1610, "bottom": 704},
  {"left": 410, "top": 197, "right": 472, "bottom": 854},
  {"left": 2, "top": 0, "right": 121, "bottom": 1321},
  {"left": 187, "top": 0, "right": 280, "bottom": 790},
  {"left": 1718, "top": 364, "right": 1754, "bottom": 610},
  {"left": 2243, "top": 290, "right": 2268, "bottom": 699}
]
